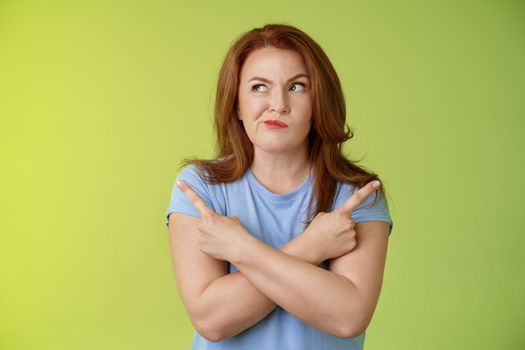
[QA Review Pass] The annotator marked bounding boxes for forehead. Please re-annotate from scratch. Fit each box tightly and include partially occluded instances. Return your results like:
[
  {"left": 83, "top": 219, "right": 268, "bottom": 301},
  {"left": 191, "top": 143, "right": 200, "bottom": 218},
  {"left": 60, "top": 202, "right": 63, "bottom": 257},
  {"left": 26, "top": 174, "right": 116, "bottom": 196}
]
[{"left": 240, "top": 47, "right": 307, "bottom": 80}]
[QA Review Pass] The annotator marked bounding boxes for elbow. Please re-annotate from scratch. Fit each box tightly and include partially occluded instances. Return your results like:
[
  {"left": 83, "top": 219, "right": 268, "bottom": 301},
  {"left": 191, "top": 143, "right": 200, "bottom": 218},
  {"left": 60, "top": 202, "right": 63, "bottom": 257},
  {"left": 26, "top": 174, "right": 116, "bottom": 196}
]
[
  {"left": 187, "top": 294, "right": 233, "bottom": 342},
  {"left": 336, "top": 313, "right": 372, "bottom": 339},
  {"left": 193, "top": 318, "right": 225, "bottom": 343},
  {"left": 200, "top": 331, "right": 224, "bottom": 343},
  {"left": 187, "top": 299, "right": 226, "bottom": 342},
  {"left": 337, "top": 322, "right": 367, "bottom": 339}
]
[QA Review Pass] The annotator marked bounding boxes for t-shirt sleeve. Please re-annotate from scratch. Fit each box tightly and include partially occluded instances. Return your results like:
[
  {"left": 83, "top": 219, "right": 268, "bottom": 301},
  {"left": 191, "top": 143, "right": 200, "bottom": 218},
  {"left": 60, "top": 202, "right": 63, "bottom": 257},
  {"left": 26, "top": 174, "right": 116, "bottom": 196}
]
[
  {"left": 335, "top": 183, "right": 394, "bottom": 235},
  {"left": 165, "top": 165, "right": 216, "bottom": 228}
]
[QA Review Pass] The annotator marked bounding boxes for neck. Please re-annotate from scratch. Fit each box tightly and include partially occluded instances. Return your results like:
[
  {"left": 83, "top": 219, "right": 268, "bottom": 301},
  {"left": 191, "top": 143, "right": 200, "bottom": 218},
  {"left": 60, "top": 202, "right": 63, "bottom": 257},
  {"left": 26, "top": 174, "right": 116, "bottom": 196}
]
[{"left": 250, "top": 143, "right": 311, "bottom": 193}]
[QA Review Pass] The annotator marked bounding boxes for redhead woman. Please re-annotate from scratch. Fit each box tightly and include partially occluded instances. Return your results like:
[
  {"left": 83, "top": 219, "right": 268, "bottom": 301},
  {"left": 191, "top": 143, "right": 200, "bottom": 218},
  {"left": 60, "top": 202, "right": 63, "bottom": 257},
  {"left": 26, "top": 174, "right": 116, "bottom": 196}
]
[{"left": 165, "top": 23, "right": 393, "bottom": 350}]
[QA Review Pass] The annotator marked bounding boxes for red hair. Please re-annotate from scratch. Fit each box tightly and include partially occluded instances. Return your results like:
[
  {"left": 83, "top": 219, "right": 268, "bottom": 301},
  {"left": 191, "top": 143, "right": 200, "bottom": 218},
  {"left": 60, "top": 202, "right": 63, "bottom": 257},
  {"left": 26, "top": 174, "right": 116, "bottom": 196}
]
[{"left": 180, "top": 23, "right": 390, "bottom": 226}]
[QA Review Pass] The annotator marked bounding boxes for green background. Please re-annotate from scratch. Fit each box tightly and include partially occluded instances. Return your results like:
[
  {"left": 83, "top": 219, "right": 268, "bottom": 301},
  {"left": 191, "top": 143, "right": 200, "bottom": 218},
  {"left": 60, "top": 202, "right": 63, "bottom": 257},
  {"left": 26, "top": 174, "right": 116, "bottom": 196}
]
[{"left": 1, "top": 0, "right": 524, "bottom": 349}]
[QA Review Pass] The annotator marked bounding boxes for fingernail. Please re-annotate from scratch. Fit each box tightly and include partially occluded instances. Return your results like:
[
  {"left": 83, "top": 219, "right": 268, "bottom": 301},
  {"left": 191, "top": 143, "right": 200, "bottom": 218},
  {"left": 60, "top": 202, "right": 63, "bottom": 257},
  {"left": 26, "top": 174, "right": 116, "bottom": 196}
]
[
  {"left": 176, "top": 180, "right": 183, "bottom": 188},
  {"left": 373, "top": 180, "right": 380, "bottom": 188}
]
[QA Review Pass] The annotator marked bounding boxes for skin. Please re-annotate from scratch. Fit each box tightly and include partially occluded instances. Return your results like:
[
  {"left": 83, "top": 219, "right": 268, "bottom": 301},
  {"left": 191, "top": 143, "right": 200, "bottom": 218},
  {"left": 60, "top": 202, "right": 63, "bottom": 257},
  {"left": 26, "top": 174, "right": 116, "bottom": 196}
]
[
  {"left": 175, "top": 177, "right": 385, "bottom": 339},
  {"left": 170, "top": 46, "right": 390, "bottom": 341},
  {"left": 175, "top": 179, "right": 381, "bottom": 272},
  {"left": 236, "top": 46, "right": 313, "bottom": 193}
]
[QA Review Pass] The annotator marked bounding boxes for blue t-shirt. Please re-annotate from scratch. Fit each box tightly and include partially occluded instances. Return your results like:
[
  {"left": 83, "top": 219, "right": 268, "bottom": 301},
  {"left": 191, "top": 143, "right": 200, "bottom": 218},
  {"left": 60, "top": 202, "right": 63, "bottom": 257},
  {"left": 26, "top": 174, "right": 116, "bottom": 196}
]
[{"left": 165, "top": 164, "right": 393, "bottom": 350}]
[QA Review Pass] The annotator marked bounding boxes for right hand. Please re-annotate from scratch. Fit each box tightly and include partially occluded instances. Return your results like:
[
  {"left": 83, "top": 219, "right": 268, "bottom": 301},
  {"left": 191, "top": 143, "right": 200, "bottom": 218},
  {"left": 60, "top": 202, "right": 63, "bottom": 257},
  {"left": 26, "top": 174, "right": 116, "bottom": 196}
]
[{"left": 300, "top": 180, "right": 381, "bottom": 263}]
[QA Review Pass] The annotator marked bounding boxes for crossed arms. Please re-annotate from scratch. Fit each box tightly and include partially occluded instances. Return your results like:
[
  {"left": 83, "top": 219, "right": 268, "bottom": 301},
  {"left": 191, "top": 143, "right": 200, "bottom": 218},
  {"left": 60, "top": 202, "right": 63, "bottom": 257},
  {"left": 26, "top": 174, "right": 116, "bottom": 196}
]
[{"left": 168, "top": 212, "right": 390, "bottom": 342}]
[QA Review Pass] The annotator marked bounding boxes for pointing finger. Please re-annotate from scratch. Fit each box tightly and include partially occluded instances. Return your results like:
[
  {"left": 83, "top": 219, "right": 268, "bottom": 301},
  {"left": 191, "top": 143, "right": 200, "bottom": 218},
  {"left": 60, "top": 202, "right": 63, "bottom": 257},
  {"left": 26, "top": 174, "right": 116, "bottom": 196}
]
[
  {"left": 335, "top": 180, "right": 381, "bottom": 215},
  {"left": 176, "top": 180, "right": 215, "bottom": 217}
]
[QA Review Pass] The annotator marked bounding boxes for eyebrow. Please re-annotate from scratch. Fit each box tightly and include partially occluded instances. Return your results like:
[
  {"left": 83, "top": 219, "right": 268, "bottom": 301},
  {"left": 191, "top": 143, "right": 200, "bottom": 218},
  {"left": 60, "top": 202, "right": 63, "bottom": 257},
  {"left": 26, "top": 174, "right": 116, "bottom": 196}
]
[{"left": 247, "top": 73, "right": 309, "bottom": 84}]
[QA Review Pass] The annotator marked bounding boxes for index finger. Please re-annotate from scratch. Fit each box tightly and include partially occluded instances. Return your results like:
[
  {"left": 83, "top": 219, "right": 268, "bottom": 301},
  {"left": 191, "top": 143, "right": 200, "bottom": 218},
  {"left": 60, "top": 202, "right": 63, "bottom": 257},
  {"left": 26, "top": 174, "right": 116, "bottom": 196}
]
[
  {"left": 176, "top": 180, "right": 215, "bottom": 217},
  {"left": 335, "top": 180, "right": 381, "bottom": 215}
]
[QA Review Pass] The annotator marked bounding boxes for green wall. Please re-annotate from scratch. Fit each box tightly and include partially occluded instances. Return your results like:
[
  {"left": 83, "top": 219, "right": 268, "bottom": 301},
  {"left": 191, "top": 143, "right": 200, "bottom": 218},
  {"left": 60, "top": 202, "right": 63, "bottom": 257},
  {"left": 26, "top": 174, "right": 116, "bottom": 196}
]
[{"left": 1, "top": 0, "right": 524, "bottom": 349}]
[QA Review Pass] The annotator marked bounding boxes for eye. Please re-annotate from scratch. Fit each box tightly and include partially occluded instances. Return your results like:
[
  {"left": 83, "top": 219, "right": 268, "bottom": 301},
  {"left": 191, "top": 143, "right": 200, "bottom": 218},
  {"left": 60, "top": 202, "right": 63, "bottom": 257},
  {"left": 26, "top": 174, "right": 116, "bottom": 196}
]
[
  {"left": 251, "top": 84, "right": 267, "bottom": 93},
  {"left": 290, "top": 82, "right": 306, "bottom": 92}
]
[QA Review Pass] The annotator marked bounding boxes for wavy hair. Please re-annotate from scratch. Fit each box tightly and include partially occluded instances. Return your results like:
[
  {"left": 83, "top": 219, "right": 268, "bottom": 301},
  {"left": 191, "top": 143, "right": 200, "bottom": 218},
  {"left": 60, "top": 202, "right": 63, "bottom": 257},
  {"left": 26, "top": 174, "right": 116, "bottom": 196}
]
[{"left": 180, "top": 23, "right": 390, "bottom": 226}]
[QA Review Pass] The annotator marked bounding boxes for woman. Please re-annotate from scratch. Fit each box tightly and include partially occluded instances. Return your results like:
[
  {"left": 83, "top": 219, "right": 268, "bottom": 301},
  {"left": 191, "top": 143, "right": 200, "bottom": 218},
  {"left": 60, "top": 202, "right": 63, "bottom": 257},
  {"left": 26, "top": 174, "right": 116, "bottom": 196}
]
[{"left": 165, "top": 23, "right": 393, "bottom": 350}]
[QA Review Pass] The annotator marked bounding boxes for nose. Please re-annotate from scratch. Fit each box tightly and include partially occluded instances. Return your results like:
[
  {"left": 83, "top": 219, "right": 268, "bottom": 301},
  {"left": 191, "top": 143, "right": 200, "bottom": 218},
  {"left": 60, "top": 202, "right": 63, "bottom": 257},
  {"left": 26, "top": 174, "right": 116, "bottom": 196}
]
[{"left": 269, "top": 88, "right": 290, "bottom": 115}]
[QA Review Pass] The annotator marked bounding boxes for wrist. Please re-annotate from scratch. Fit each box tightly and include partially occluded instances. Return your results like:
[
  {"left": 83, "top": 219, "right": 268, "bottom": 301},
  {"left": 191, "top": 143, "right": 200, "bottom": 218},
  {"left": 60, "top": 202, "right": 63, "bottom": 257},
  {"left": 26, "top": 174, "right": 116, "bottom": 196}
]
[
  {"left": 231, "top": 234, "right": 263, "bottom": 266},
  {"left": 282, "top": 235, "right": 320, "bottom": 265}
]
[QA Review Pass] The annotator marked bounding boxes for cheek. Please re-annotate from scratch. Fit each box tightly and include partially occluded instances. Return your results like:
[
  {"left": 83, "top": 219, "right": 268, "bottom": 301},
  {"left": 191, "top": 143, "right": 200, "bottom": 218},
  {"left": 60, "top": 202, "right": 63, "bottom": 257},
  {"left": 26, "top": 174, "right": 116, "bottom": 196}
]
[
  {"left": 293, "top": 100, "right": 313, "bottom": 122},
  {"left": 239, "top": 94, "right": 266, "bottom": 115},
  {"left": 247, "top": 100, "right": 267, "bottom": 116}
]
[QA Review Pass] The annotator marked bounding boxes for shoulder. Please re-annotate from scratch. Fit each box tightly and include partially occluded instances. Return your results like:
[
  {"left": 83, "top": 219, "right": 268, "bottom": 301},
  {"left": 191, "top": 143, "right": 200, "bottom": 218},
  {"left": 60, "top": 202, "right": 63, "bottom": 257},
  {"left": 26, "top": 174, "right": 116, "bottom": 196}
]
[
  {"left": 177, "top": 156, "right": 235, "bottom": 186},
  {"left": 174, "top": 162, "right": 242, "bottom": 216},
  {"left": 334, "top": 181, "right": 394, "bottom": 235},
  {"left": 177, "top": 163, "right": 216, "bottom": 200},
  {"left": 177, "top": 163, "right": 205, "bottom": 182},
  {"left": 165, "top": 164, "right": 217, "bottom": 223}
]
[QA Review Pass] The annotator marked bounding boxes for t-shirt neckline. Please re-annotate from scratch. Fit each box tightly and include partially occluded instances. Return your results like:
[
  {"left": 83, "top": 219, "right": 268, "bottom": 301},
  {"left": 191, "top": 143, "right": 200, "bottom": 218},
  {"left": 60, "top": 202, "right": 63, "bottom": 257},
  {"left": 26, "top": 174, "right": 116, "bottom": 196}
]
[{"left": 247, "top": 167, "right": 313, "bottom": 203}]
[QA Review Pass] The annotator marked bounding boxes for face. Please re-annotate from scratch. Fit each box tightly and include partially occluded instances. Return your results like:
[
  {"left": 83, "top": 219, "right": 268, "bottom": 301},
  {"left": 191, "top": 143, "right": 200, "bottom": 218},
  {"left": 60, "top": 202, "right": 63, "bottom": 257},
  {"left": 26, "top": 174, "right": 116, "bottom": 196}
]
[{"left": 236, "top": 47, "right": 313, "bottom": 155}]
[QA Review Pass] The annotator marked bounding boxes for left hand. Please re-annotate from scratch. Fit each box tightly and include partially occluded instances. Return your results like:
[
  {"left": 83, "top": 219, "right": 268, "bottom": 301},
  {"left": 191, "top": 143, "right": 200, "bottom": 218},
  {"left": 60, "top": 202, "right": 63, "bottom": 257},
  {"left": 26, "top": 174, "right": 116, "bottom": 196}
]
[
  {"left": 176, "top": 180, "right": 254, "bottom": 262},
  {"left": 300, "top": 180, "right": 382, "bottom": 262}
]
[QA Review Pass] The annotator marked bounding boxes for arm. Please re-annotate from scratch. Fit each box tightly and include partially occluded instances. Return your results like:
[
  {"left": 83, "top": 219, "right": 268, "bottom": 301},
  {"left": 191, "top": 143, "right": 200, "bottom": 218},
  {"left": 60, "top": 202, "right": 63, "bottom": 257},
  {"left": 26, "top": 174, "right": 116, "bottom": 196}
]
[
  {"left": 230, "top": 221, "right": 390, "bottom": 339},
  {"left": 168, "top": 212, "right": 322, "bottom": 342},
  {"left": 328, "top": 221, "right": 390, "bottom": 334}
]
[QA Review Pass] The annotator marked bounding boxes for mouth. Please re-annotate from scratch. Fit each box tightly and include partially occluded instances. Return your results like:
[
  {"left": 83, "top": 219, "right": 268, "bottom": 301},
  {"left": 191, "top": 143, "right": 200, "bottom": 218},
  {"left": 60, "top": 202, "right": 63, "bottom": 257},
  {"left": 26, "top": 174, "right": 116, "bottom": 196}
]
[{"left": 263, "top": 120, "right": 288, "bottom": 127}]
